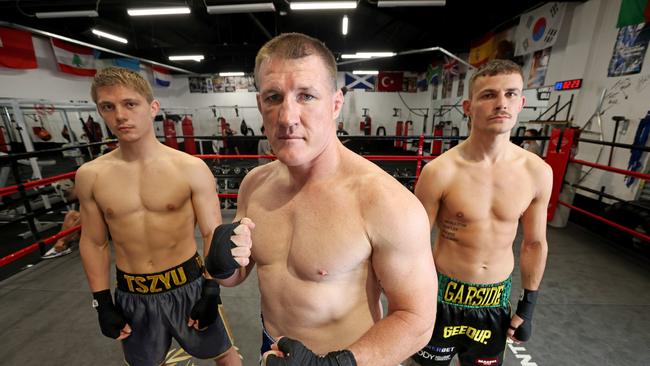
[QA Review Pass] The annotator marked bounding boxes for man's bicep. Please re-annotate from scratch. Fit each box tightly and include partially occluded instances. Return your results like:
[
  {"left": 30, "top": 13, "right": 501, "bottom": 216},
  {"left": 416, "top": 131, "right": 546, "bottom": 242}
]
[
  {"left": 79, "top": 196, "right": 108, "bottom": 245},
  {"left": 415, "top": 171, "right": 442, "bottom": 230},
  {"left": 522, "top": 166, "right": 552, "bottom": 244},
  {"left": 190, "top": 161, "right": 221, "bottom": 232},
  {"left": 371, "top": 202, "right": 436, "bottom": 308}
]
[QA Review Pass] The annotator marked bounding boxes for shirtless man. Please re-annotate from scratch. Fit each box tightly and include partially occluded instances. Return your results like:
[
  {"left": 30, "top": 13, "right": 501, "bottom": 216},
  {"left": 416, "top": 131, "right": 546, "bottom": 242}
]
[
  {"left": 77, "top": 67, "right": 244, "bottom": 366},
  {"left": 409, "top": 59, "right": 552, "bottom": 366},
  {"left": 208, "top": 33, "right": 437, "bottom": 366}
]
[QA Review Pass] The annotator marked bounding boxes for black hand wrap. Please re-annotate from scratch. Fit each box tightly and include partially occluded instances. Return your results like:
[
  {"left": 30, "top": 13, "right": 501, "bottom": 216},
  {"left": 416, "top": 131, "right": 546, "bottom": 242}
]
[
  {"left": 205, "top": 222, "right": 241, "bottom": 279},
  {"left": 514, "top": 289, "right": 539, "bottom": 342},
  {"left": 93, "top": 289, "right": 127, "bottom": 339},
  {"left": 189, "top": 279, "right": 222, "bottom": 328},
  {"left": 266, "top": 337, "right": 357, "bottom": 366}
]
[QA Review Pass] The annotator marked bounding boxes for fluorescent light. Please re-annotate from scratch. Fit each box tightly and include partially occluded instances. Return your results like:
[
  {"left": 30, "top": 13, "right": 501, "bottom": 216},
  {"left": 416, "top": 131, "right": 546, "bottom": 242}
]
[
  {"left": 127, "top": 7, "right": 190, "bottom": 16},
  {"left": 91, "top": 29, "right": 128, "bottom": 44},
  {"left": 290, "top": 1, "right": 357, "bottom": 10},
  {"left": 35, "top": 10, "right": 98, "bottom": 18},
  {"left": 206, "top": 3, "right": 275, "bottom": 14},
  {"left": 169, "top": 55, "right": 204, "bottom": 62},
  {"left": 342, "top": 15, "right": 348, "bottom": 35},
  {"left": 353, "top": 70, "right": 378, "bottom": 75},
  {"left": 377, "top": 0, "right": 445, "bottom": 7},
  {"left": 341, "top": 52, "right": 396, "bottom": 59},
  {"left": 219, "top": 72, "right": 245, "bottom": 76}
]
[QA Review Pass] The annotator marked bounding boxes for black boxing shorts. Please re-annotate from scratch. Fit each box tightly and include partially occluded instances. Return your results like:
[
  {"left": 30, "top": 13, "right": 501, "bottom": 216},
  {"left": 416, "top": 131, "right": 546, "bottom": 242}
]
[
  {"left": 411, "top": 273, "right": 512, "bottom": 366},
  {"left": 114, "top": 253, "right": 235, "bottom": 366}
]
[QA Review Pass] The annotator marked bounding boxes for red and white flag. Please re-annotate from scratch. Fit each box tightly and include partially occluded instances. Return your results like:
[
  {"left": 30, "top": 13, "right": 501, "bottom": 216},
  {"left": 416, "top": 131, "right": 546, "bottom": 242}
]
[
  {"left": 51, "top": 38, "right": 96, "bottom": 76},
  {"left": 376, "top": 72, "right": 403, "bottom": 92},
  {"left": 0, "top": 27, "right": 37, "bottom": 69}
]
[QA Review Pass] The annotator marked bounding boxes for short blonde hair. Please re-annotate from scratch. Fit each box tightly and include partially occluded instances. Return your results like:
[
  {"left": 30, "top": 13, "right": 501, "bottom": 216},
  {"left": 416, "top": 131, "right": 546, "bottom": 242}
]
[
  {"left": 468, "top": 59, "right": 523, "bottom": 97},
  {"left": 91, "top": 67, "right": 154, "bottom": 103},
  {"left": 254, "top": 32, "right": 337, "bottom": 91}
]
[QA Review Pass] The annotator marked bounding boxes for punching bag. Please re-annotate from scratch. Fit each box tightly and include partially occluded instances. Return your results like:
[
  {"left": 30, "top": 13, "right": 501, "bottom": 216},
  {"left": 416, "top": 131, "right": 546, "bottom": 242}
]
[
  {"left": 395, "top": 121, "right": 404, "bottom": 148},
  {"left": 431, "top": 124, "right": 443, "bottom": 155},
  {"left": 363, "top": 116, "right": 372, "bottom": 136},
  {"left": 164, "top": 118, "right": 179, "bottom": 149},
  {"left": 182, "top": 115, "right": 196, "bottom": 154},
  {"left": 403, "top": 120, "right": 413, "bottom": 151}
]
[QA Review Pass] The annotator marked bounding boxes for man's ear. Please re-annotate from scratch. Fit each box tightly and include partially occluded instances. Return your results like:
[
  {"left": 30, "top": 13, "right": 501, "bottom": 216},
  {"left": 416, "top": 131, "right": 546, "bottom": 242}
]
[
  {"left": 332, "top": 88, "right": 344, "bottom": 121},
  {"left": 462, "top": 99, "right": 472, "bottom": 120},
  {"left": 150, "top": 99, "right": 161, "bottom": 118}
]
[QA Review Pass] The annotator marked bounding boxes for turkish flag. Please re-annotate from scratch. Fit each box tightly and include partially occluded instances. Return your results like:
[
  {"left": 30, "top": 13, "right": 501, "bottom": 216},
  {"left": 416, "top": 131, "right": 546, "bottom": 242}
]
[
  {"left": 376, "top": 72, "right": 403, "bottom": 92},
  {"left": 0, "top": 27, "right": 37, "bottom": 69}
]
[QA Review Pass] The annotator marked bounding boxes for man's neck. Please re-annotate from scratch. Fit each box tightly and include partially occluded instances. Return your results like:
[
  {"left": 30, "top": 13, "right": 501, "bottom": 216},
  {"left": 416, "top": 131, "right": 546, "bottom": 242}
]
[
  {"left": 117, "top": 134, "right": 162, "bottom": 162},
  {"left": 463, "top": 131, "right": 513, "bottom": 162},
  {"left": 285, "top": 139, "right": 343, "bottom": 188}
]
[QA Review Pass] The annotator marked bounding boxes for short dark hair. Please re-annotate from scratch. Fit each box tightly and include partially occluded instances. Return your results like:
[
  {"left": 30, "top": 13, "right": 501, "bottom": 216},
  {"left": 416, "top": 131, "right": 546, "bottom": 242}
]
[
  {"left": 525, "top": 129, "right": 539, "bottom": 137},
  {"left": 254, "top": 32, "right": 337, "bottom": 91},
  {"left": 468, "top": 59, "right": 523, "bottom": 97}
]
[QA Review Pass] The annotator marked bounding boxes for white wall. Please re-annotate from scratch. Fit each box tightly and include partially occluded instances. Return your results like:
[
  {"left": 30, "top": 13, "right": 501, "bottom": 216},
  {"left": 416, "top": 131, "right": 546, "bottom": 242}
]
[{"left": 0, "top": 34, "right": 428, "bottom": 146}]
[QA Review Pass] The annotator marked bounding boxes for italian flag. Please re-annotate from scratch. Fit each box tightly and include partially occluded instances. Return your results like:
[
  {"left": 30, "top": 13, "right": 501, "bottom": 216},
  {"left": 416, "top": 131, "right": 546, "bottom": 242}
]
[{"left": 51, "top": 38, "right": 96, "bottom": 76}]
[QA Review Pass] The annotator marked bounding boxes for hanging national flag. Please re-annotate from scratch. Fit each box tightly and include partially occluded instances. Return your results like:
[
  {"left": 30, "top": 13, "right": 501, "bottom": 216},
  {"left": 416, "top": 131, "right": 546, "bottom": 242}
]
[
  {"left": 514, "top": 2, "right": 567, "bottom": 56},
  {"left": 344, "top": 72, "right": 375, "bottom": 90},
  {"left": 618, "top": 0, "right": 650, "bottom": 28},
  {"left": 51, "top": 38, "right": 96, "bottom": 76},
  {"left": 113, "top": 57, "right": 140, "bottom": 71},
  {"left": 0, "top": 27, "right": 37, "bottom": 69},
  {"left": 152, "top": 65, "right": 172, "bottom": 87},
  {"left": 469, "top": 33, "right": 494, "bottom": 67},
  {"left": 443, "top": 56, "right": 460, "bottom": 77},
  {"left": 376, "top": 72, "right": 403, "bottom": 92},
  {"left": 427, "top": 64, "right": 442, "bottom": 85},
  {"left": 416, "top": 72, "right": 428, "bottom": 92}
]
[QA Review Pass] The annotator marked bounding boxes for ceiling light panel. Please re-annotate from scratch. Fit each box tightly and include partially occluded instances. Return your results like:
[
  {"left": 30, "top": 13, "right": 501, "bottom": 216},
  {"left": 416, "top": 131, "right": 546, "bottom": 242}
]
[
  {"left": 206, "top": 3, "right": 275, "bottom": 14},
  {"left": 290, "top": 1, "right": 357, "bottom": 10},
  {"left": 127, "top": 7, "right": 191, "bottom": 16}
]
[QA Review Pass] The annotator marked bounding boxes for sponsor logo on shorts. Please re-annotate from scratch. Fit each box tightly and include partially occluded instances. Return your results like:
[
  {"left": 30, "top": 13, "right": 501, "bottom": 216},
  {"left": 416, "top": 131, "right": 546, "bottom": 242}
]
[
  {"left": 443, "top": 281, "right": 505, "bottom": 307},
  {"left": 475, "top": 357, "right": 499, "bottom": 365},
  {"left": 426, "top": 346, "right": 455, "bottom": 353},
  {"left": 417, "top": 350, "right": 453, "bottom": 361},
  {"left": 122, "top": 267, "right": 188, "bottom": 294},
  {"left": 443, "top": 325, "right": 492, "bottom": 344}
]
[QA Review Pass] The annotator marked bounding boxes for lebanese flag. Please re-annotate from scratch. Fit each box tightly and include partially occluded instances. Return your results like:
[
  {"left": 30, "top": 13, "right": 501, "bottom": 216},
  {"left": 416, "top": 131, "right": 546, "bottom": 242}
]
[
  {"left": 51, "top": 38, "right": 96, "bottom": 76},
  {"left": 0, "top": 27, "right": 37, "bottom": 69},
  {"left": 376, "top": 72, "right": 403, "bottom": 92},
  {"left": 152, "top": 65, "right": 172, "bottom": 87}
]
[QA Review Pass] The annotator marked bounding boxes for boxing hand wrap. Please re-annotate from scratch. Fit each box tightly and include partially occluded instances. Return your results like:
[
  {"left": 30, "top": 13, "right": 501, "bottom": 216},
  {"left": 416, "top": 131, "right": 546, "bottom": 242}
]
[
  {"left": 190, "top": 280, "right": 222, "bottom": 328},
  {"left": 205, "top": 222, "right": 241, "bottom": 279},
  {"left": 513, "top": 289, "right": 539, "bottom": 342},
  {"left": 92, "top": 289, "right": 127, "bottom": 339},
  {"left": 266, "top": 337, "right": 357, "bottom": 366}
]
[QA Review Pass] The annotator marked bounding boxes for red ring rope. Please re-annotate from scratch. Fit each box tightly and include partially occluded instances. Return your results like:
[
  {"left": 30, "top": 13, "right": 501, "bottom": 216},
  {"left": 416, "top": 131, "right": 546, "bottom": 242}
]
[{"left": 558, "top": 201, "right": 649, "bottom": 242}]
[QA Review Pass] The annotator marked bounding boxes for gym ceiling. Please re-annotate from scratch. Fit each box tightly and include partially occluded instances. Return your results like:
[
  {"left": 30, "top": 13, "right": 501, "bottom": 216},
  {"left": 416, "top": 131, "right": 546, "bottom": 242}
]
[{"left": 0, "top": 0, "right": 588, "bottom": 74}]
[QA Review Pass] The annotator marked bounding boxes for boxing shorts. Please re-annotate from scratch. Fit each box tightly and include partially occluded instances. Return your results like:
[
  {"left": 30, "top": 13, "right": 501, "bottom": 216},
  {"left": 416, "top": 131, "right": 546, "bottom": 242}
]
[
  {"left": 114, "top": 253, "right": 235, "bottom": 366},
  {"left": 411, "top": 273, "right": 512, "bottom": 366}
]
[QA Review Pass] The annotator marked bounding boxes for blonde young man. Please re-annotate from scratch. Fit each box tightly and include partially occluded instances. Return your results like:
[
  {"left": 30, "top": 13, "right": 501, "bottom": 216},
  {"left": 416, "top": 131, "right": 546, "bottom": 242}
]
[
  {"left": 205, "top": 33, "right": 437, "bottom": 366},
  {"left": 409, "top": 59, "right": 552, "bottom": 366},
  {"left": 77, "top": 67, "right": 249, "bottom": 366}
]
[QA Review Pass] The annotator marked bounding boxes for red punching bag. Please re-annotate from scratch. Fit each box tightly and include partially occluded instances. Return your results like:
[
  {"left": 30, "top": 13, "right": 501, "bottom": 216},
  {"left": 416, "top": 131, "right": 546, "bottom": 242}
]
[
  {"left": 403, "top": 120, "right": 412, "bottom": 151},
  {"left": 218, "top": 117, "right": 228, "bottom": 149},
  {"left": 0, "top": 126, "right": 8, "bottom": 152},
  {"left": 182, "top": 115, "right": 196, "bottom": 154},
  {"left": 163, "top": 118, "right": 179, "bottom": 149},
  {"left": 431, "top": 124, "right": 443, "bottom": 155},
  {"left": 359, "top": 119, "right": 365, "bottom": 133},
  {"left": 395, "top": 121, "right": 404, "bottom": 147}
]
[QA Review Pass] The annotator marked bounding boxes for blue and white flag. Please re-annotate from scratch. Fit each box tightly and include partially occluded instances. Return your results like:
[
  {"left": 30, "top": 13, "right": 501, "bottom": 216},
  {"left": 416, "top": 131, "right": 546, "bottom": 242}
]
[{"left": 344, "top": 72, "right": 375, "bottom": 90}]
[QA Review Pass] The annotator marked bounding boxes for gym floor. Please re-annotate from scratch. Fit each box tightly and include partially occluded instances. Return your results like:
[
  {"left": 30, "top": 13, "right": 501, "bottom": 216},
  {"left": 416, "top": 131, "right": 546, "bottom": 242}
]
[{"left": 0, "top": 210, "right": 648, "bottom": 366}]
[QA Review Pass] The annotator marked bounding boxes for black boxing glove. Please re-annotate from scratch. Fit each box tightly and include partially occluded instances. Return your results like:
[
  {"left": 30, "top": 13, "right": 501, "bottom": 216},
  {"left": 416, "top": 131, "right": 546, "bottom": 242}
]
[
  {"left": 266, "top": 337, "right": 357, "bottom": 366},
  {"left": 205, "top": 222, "right": 241, "bottom": 279},
  {"left": 513, "top": 289, "right": 539, "bottom": 342},
  {"left": 92, "top": 289, "right": 128, "bottom": 339},
  {"left": 189, "top": 279, "right": 222, "bottom": 329}
]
